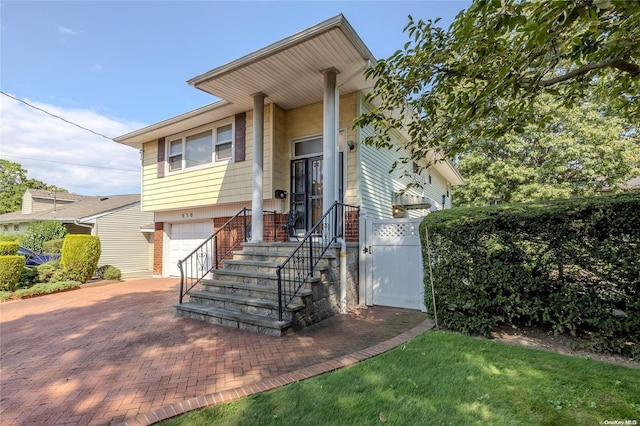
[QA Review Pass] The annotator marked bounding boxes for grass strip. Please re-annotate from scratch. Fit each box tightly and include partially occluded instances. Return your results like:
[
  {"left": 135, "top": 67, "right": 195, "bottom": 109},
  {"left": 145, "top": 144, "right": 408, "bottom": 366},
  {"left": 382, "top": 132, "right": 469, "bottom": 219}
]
[{"left": 159, "top": 331, "right": 639, "bottom": 425}]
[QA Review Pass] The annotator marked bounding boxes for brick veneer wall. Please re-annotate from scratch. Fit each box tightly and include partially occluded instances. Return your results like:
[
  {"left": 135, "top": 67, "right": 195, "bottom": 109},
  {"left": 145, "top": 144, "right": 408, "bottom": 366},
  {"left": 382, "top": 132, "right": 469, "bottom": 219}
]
[{"left": 153, "top": 222, "right": 163, "bottom": 275}]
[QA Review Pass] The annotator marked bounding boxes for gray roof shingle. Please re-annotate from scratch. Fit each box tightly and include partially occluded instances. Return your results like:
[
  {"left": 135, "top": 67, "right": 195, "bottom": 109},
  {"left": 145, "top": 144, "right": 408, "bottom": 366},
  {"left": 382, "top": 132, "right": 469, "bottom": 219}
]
[{"left": 0, "top": 194, "right": 141, "bottom": 224}]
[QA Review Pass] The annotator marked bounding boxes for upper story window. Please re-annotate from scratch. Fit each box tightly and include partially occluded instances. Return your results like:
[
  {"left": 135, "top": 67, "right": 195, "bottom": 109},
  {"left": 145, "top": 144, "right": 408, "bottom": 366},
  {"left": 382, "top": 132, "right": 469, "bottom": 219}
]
[
  {"left": 215, "top": 124, "right": 233, "bottom": 161},
  {"left": 167, "top": 121, "right": 233, "bottom": 172}
]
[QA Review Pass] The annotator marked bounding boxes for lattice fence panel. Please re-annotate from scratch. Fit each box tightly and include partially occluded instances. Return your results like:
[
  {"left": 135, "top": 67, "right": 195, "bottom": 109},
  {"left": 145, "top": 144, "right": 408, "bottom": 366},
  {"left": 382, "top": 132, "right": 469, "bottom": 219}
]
[{"left": 372, "top": 222, "right": 419, "bottom": 238}]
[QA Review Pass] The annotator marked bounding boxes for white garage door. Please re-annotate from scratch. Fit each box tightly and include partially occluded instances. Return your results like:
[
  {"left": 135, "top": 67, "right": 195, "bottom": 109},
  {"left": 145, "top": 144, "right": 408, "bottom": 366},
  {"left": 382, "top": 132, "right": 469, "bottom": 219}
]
[{"left": 169, "top": 221, "right": 213, "bottom": 277}]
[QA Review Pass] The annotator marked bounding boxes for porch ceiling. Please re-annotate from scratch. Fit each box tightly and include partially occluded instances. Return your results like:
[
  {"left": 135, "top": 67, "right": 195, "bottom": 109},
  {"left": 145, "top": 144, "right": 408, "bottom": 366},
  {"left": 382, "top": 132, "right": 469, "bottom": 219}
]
[{"left": 187, "top": 14, "right": 376, "bottom": 111}]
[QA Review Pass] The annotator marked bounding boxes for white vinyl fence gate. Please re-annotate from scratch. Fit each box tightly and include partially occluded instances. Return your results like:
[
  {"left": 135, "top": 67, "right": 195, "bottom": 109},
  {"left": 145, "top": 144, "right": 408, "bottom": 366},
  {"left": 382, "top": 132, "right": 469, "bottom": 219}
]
[{"left": 360, "top": 216, "right": 427, "bottom": 312}]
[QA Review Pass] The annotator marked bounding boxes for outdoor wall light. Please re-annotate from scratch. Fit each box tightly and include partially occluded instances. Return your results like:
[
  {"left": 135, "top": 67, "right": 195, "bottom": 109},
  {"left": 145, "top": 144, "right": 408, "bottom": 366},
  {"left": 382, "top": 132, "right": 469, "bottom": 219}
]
[
  {"left": 275, "top": 189, "right": 287, "bottom": 199},
  {"left": 348, "top": 140, "right": 355, "bottom": 151}
]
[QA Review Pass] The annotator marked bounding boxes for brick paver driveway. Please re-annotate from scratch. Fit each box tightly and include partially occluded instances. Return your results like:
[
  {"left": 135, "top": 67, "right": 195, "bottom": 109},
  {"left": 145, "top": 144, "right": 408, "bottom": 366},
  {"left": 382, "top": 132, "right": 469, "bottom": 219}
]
[{"left": 0, "top": 278, "right": 430, "bottom": 425}]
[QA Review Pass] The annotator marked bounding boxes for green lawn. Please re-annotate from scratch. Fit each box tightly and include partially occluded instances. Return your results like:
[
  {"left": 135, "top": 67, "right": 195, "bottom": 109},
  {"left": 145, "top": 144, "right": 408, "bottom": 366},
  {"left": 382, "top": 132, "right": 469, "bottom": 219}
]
[{"left": 159, "top": 331, "right": 640, "bottom": 425}]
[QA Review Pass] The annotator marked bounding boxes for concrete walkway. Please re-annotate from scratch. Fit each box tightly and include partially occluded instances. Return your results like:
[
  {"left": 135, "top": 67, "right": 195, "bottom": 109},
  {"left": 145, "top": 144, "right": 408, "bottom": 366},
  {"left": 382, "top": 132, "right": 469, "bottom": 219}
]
[{"left": 0, "top": 278, "right": 432, "bottom": 425}]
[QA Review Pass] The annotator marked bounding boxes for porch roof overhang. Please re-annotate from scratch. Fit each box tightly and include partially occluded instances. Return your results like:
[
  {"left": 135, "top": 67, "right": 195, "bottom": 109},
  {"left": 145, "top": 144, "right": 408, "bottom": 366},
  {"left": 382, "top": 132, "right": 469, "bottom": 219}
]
[
  {"left": 187, "top": 14, "right": 376, "bottom": 112},
  {"left": 114, "top": 14, "right": 375, "bottom": 150}
]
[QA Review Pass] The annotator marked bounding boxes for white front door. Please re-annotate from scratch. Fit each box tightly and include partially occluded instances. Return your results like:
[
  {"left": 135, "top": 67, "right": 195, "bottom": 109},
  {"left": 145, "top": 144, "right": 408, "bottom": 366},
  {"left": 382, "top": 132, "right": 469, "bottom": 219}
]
[{"left": 169, "top": 221, "right": 213, "bottom": 277}]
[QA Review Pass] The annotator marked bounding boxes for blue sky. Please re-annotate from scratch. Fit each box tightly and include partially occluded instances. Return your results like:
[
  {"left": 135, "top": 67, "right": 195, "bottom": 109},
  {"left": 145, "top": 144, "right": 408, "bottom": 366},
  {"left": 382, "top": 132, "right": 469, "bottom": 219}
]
[{"left": 0, "top": 1, "right": 471, "bottom": 195}]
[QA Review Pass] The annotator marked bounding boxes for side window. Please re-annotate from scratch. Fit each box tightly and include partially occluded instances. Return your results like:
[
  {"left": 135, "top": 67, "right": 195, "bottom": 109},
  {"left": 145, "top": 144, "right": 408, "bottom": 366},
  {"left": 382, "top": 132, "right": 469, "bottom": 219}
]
[
  {"left": 215, "top": 124, "right": 233, "bottom": 161},
  {"left": 169, "top": 140, "right": 182, "bottom": 171}
]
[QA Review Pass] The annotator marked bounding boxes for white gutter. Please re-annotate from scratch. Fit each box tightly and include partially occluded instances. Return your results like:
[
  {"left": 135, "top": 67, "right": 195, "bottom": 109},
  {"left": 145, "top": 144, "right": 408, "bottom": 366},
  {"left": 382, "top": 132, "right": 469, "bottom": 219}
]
[{"left": 73, "top": 220, "right": 94, "bottom": 235}]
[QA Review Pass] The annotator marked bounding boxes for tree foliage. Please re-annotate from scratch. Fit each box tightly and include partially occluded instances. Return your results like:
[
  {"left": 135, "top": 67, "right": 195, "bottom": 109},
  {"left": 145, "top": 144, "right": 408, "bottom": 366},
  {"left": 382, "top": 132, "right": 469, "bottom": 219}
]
[
  {"left": 21, "top": 221, "right": 67, "bottom": 253},
  {"left": 454, "top": 97, "right": 640, "bottom": 205},
  {"left": 0, "top": 159, "right": 67, "bottom": 214},
  {"left": 355, "top": 0, "right": 639, "bottom": 167}
]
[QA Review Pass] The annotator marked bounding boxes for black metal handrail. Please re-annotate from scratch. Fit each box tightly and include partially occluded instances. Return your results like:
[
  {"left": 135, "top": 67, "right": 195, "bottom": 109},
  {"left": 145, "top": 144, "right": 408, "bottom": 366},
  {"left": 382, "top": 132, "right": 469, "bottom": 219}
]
[
  {"left": 275, "top": 202, "right": 360, "bottom": 321},
  {"left": 177, "top": 208, "right": 277, "bottom": 304}
]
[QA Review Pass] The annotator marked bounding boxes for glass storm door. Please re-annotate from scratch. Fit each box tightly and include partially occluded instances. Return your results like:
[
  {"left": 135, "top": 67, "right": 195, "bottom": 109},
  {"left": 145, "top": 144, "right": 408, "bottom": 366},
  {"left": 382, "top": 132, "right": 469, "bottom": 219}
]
[{"left": 291, "top": 156, "right": 323, "bottom": 234}]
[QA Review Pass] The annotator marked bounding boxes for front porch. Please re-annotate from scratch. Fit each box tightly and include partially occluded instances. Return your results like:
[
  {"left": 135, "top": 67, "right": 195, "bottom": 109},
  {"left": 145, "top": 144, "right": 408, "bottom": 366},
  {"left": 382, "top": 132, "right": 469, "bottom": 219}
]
[{"left": 174, "top": 203, "right": 361, "bottom": 336}]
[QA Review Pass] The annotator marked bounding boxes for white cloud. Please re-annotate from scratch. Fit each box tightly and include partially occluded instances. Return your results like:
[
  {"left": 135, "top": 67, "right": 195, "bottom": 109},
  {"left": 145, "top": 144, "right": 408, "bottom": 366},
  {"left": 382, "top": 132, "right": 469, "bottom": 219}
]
[
  {"left": 57, "top": 26, "right": 81, "bottom": 36},
  {"left": 0, "top": 94, "right": 146, "bottom": 196}
]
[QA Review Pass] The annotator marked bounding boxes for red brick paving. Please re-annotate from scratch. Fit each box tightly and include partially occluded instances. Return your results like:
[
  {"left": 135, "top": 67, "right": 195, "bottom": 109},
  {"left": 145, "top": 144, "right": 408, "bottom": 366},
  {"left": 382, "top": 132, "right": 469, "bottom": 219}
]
[{"left": 0, "top": 278, "right": 432, "bottom": 426}]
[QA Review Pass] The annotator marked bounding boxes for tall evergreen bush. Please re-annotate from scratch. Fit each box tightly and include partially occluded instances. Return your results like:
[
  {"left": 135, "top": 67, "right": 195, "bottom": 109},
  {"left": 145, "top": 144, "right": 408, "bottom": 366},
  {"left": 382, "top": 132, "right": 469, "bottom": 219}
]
[{"left": 61, "top": 235, "right": 101, "bottom": 283}]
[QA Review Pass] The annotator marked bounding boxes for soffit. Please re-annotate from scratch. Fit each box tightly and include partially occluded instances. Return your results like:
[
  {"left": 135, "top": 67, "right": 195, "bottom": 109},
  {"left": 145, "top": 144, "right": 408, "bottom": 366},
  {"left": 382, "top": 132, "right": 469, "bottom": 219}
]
[{"left": 188, "top": 15, "right": 375, "bottom": 111}]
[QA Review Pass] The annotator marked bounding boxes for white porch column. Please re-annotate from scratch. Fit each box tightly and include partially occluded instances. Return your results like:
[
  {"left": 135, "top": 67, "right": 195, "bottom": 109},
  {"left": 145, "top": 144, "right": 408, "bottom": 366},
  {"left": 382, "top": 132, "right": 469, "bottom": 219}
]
[
  {"left": 251, "top": 92, "right": 265, "bottom": 242},
  {"left": 322, "top": 69, "right": 338, "bottom": 215}
]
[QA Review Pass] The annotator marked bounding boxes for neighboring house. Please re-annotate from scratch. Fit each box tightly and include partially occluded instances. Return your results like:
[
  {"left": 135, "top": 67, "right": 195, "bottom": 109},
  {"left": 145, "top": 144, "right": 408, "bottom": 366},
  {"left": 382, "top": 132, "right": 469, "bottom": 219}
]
[
  {"left": 0, "top": 189, "right": 154, "bottom": 275},
  {"left": 115, "top": 14, "right": 464, "bottom": 280}
]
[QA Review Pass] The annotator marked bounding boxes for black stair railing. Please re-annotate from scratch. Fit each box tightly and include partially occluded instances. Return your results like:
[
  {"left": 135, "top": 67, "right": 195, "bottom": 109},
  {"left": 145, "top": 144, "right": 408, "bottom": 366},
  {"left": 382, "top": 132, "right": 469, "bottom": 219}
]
[
  {"left": 275, "top": 202, "right": 360, "bottom": 321},
  {"left": 178, "top": 208, "right": 277, "bottom": 304}
]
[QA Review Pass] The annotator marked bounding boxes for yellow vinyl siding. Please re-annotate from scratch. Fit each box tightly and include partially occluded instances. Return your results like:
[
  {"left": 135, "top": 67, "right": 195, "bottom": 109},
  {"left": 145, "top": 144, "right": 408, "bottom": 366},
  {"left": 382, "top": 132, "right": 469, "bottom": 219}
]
[
  {"left": 272, "top": 105, "right": 289, "bottom": 194},
  {"left": 141, "top": 109, "right": 274, "bottom": 211},
  {"left": 339, "top": 92, "right": 358, "bottom": 205},
  {"left": 140, "top": 92, "right": 363, "bottom": 213}
]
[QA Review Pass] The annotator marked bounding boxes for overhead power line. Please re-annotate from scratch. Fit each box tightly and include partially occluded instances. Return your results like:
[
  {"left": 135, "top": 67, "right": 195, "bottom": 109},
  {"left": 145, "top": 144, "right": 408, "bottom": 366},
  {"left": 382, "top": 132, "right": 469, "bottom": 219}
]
[
  {"left": 0, "top": 154, "right": 139, "bottom": 173},
  {"left": 0, "top": 90, "right": 115, "bottom": 140}
]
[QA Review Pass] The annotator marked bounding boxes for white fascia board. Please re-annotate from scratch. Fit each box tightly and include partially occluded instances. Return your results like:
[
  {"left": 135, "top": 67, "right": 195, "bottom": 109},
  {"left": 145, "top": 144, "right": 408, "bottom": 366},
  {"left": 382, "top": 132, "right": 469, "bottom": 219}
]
[
  {"left": 188, "top": 14, "right": 376, "bottom": 88},
  {"left": 114, "top": 100, "right": 231, "bottom": 147}
]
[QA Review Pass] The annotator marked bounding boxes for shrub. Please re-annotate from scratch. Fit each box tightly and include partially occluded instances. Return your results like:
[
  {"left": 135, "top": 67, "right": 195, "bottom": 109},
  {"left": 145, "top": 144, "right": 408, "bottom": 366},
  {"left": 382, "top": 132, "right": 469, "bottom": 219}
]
[
  {"left": 0, "top": 255, "right": 25, "bottom": 291},
  {"left": 102, "top": 265, "right": 121, "bottom": 281},
  {"left": 43, "top": 238, "right": 64, "bottom": 254},
  {"left": 13, "top": 281, "right": 81, "bottom": 299},
  {"left": 421, "top": 192, "right": 639, "bottom": 357},
  {"left": 21, "top": 221, "right": 67, "bottom": 253},
  {"left": 61, "top": 235, "right": 101, "bottom": 283},
  {"left": 0, "top": 233, "right": 20, "bottom": 242},
  {"left": 34, "top": 259, "right": 62, "bottom": 283},
  {"left": 96, "top": 264, "right": 122, "bottom": 280},
  {"left": 0, "top": 241, "right": 19, "bottom": 255},
  {"left": 18, "top": 267, "right": 38, "bottom": 288}
]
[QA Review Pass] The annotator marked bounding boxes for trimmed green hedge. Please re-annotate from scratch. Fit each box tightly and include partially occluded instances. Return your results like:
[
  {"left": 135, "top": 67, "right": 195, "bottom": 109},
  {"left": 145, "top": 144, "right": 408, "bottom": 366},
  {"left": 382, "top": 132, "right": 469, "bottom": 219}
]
[
  {"left": 61, "top": 235, "right": 101, "bottom": 283},
  {"left": 0, "top": 255, "right": 25, "bottom": 291},
  {"left": 43, "top": 238, "right": 64, "bottom": 254},
  {"left": 13, "top": 281, "right": 81, "bottom": 299},
  {"left": 0, "top": 241, "right": 19, "bottom": 256},
  {"left": 421, "top": 192, "right": 639, "bottom": 357}
]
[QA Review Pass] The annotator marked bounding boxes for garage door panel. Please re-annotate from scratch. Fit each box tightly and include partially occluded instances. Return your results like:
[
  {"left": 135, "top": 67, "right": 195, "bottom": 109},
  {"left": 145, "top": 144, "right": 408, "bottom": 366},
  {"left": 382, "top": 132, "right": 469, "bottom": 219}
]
[{"left": 169, "top": 222, "right": 213, "bottom": 277}]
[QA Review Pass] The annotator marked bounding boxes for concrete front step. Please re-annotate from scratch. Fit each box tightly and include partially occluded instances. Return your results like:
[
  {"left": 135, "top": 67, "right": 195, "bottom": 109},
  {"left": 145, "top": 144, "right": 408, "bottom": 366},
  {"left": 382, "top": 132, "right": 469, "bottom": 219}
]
[
  {"left": 231, "top": 249, "right": 337, "bottom": 265},
  {"left": 202, "top": 279, "right": 313, "bottom": 301},
  {"left": 213, "top": 268, "right": 324, "bottom": 285},
  {"left": 188, "top": 290, "right": 303, "bottom": 321},
  {"left": 176, "top": 241, "right": 340, "bottom": 336},
  {"left": 174, "top": 303, "right": 292, "bottom": 337}
]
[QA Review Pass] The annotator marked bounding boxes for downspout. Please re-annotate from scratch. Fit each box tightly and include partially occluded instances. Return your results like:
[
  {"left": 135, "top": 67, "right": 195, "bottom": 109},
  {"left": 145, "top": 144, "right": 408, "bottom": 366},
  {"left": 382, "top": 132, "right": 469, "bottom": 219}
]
[
  {"left": 336, "top": 237, "right": 347, "bottom": 314},
  {"left": 74, "top": 220, "right": 94, "bottom": 235}
]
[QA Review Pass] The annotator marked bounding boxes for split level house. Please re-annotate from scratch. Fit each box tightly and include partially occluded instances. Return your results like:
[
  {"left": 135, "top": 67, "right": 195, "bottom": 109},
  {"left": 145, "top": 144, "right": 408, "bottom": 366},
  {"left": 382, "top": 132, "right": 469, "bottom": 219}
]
[
  {"left": 0, "top": 189, "right": 154, "bottom": 275},
  {"left": 115, "top": 14, "right": 464, "bottom": 335}
]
